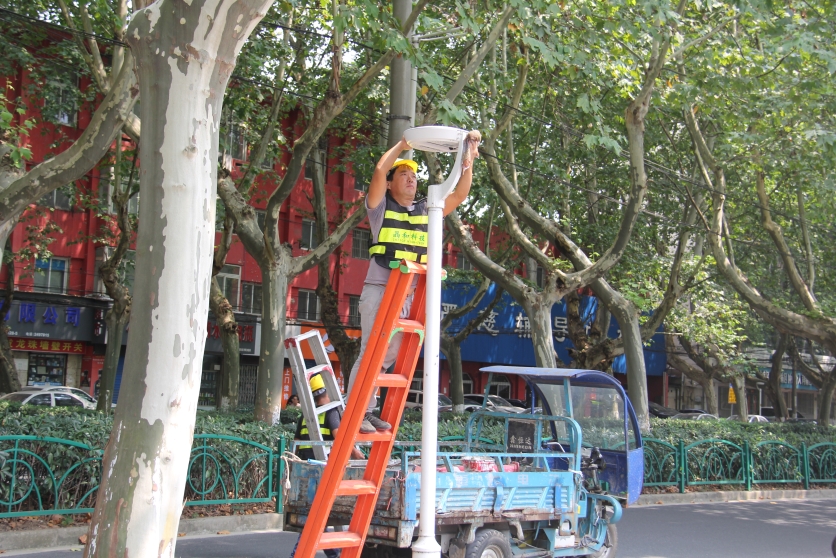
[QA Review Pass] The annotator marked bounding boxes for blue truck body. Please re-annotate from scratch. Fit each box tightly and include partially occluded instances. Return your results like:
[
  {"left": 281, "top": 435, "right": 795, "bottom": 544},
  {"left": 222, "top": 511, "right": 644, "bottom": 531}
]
[{"left": 285, "top": 366, "right": 643, "bottom": 557}]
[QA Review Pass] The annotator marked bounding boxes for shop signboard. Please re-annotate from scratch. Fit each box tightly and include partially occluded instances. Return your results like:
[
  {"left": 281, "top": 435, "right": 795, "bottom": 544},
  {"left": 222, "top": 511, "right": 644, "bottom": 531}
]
[
  {"left": 5, "top": 300, "right": 95, "bottom": 342},
  {"left": 439, "top": 282, "right": 667, "bottom": 375}
]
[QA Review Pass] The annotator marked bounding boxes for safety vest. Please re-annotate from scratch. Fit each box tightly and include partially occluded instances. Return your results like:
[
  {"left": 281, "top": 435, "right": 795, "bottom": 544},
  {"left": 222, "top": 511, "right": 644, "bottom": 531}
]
[
  {"left": 369, "top": 192, "right": 429, "bottom": 268},
  {"left": 297, "top": 413, "right": 334, "bottom": 453}
]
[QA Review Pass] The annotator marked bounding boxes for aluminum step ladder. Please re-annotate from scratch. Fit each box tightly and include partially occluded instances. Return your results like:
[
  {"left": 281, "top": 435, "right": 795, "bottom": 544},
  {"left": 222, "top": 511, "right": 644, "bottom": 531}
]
[
  {"left": 284, "top": 329, "right": 346, "bottom": 461},
  {"left": 292, "top": 260, "right": 427, "bottom": 558}
]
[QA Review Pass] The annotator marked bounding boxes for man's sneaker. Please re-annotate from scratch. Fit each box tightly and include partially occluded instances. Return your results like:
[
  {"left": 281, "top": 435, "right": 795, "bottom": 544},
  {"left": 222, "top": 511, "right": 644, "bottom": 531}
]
[
  {"left": 360, "top": 419, "right": 376, "bottom": 434},
  {"left": 365, "top": 413, "right": 392, "bottom": 431}
]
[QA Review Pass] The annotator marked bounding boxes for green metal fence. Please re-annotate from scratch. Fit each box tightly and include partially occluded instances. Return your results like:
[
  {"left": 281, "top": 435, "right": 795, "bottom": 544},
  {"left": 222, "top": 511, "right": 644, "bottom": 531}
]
[
  {"left": 0, "top": 434, "right": 288, "bottom": 519},
  {"left": 2, "top": 434, "right": 835, "bottom": 518},
  {"left": 643, "top": 437, "right": 836, "bottom": 493}
]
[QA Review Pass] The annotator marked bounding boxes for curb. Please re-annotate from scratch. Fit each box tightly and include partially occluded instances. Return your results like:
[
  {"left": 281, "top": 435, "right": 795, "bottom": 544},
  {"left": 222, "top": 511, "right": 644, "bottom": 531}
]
[
  {"left": 0, "top": 512, "right": 284, "bottom": 552},
  {"left": 635, "top": 488, "right": 836, "bottom": 506}
]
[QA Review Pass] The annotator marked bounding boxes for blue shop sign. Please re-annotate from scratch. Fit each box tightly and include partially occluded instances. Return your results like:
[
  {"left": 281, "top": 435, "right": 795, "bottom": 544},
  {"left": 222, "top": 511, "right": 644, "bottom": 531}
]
[{"left": 439, "top": 282, "right": 666, "bottom": 376}]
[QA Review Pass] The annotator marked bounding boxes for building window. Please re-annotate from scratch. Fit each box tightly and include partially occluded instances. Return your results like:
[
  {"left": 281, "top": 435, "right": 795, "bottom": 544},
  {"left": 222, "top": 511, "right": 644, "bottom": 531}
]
[
  {"left": 33, "top": 258, "right": 67, "bottom": 294},
  {"left": 536, "top": 265, "right": 545, "bottom": 288},
  {"left": 27, "top": 353, "right": 66, "bottom": 386},
  {"left": 305, "top": 136, "right": 328, "bottom": 180},
  {"left": 348, "top": 295, "right": 360, "bottom": 327},
  {"left": 39, "top": 188, "right": 73, "bottom": 211},
  {"left": 352, "top": 229, "right": 370, "bottom": 259},
  {"left": 255, "top": 210, "right": 266, "bottom": 232},
  {"left": 298, "top": 289, "right": 319, "bottom": 322},
  {"left": 462, "top": 373, "right": 474, "bottom": 395},
  {"left": 241, "top": 282, "right": 262, "bottom": 314},
  {"left": 46, "top": 75, "right": 79, "bottom": 127},
  {"left": 456, "top": 252, "right": 473, "bottom": 271},
  {"left": 301, "top": 218, "right": 318, "bottom": 250},
  {"left": 217, "top": 265, "right": 241, "bottom": 307},
  {"left": 487, "top": 374, "right": 512, "bottom": 399},
  {"left": 225, "top": 118, "right": 247, "bottom": 161},
  {"left": 98, "top": 177, "right": 139, "bottom": 215}
]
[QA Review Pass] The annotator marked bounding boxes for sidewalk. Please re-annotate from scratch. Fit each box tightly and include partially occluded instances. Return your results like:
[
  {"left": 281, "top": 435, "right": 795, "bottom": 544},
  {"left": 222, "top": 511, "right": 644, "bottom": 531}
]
[
  {"left": 0, "top": 512, "right": 284, "bottom": 553},
  {"left": 4, "top": 489, "right": 836, "bottom": 552},
  {"left": 635, "top": 487, "right": 836, "bottom": 506}
]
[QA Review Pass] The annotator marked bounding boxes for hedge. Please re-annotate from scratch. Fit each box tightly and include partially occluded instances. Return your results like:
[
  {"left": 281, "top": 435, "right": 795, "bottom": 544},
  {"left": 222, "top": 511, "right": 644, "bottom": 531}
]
[{"left": 2, "top": 403, "right": 833, "bottom": 450}]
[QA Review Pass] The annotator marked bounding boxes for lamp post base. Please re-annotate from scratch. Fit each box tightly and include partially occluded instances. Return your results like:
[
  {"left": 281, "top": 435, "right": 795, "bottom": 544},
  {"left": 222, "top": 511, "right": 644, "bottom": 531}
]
[{"left": 412, "top": 535, "right": 442, "bottom": 558}]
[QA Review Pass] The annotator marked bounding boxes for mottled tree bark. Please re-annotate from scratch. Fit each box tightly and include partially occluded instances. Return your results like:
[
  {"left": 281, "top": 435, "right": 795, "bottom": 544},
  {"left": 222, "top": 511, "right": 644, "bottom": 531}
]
[
  {"left": 0, "top": 248, "right": 20, "bottom": 394},
  {"left": 84, "top": 1, "right": 271, "bottom": 555},
  {"left": 97, "top": 145, "right": 135, "bottom": 413}
]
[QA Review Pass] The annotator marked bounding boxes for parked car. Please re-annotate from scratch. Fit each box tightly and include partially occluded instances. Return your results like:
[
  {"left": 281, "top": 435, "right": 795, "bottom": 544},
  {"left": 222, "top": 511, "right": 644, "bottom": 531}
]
[
  {"left": 671, "top": 412, "right": 719, "bottom": 420},
  {"left": 405, "top": 393, "right": 478, "bottom": 413},
  {"left": 24, "top": 386, "right": 97, "bottom": 407},
  {"left": 649, "top": 401, "right": 679, "bottom": 419},
  {"left": 760, "top": 407, "right": 808, "bottom": 421},
  {"left": 462, "top": 394, "right": 528, "bottom": 414},
  {"left": 728, "top": 414, "right": 770, "bottom": 423},
  {"left": 678, "top": 408, "right": 708, "bottom": 414},
  {"left": 0, "top": 389, "right": 95, "bottom": 409}
]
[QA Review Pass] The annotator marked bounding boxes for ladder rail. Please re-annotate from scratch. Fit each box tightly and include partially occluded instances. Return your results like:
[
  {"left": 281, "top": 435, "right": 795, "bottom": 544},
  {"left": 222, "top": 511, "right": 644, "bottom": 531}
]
[
  {"left": 293, "top": 261, "right": 427, "bottom": 558},
  {"left": 284, "top": 330, "right": 346, "bottom": 462}
]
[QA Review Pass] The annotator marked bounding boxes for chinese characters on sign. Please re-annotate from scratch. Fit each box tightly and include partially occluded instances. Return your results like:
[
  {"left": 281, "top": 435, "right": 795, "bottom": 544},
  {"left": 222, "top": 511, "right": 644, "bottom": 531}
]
[
  {"left": 553, "top": 316, "right": 568, "bottom": 342},
  {"left": 477, "top": 311, "right": 500, "bottom": 336},
  {"left": 9, "top": 338, "right": 85, "bottom": 353},
  {"left": 15, "top": 304, "right": 82, "bottom": 327},
  {"left": 514, "top": 312, "right": 531, "bottom": 339},
  {"left": 206, "top": 322, "right": 255, "bottom": 343}
]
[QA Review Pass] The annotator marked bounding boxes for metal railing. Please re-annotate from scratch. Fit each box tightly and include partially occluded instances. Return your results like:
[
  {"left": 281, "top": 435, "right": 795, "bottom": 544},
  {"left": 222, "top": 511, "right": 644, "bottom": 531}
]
[
  {"left": 0, "top": 434, "right": 288, "bottom": 519},
  {"left": 1, "top": 434, "right": 834, "bottom": 518},
  {"left": 643, "top": 437, "right": 836, "bottom": 492}
]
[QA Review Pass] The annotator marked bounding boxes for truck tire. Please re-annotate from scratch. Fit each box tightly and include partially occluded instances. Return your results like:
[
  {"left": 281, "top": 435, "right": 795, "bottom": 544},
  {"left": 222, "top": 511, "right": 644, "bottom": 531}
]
[
  {"left": 465, "top": 529, "right": 512, "bottom": 558},
  {"left": 591, "top": 524, "right": 618, "bottom": 558}
]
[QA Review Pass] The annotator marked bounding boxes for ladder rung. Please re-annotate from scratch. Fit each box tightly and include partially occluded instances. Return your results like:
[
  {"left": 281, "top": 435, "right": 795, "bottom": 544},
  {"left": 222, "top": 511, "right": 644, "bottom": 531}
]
[
  {"left": 336, "top": 480, "right": 378, "bottom": 496},
  {"left": 395, "top": 319, "right": 424, "bottom": 334},
  {"left": 318, "top": 531, "right": 363, "bottom": 549},
  {"left": 356, "top": 430, "right": 394, "bottom": 442},
  {"left": 375, "top": 374, "right": 409, "bottom": 388},
  {"left": 306, "top": 363, "right": 332, "bottom": 376},
  {"left": 316, "top": 400, "right": 344, "bottom": 414}
]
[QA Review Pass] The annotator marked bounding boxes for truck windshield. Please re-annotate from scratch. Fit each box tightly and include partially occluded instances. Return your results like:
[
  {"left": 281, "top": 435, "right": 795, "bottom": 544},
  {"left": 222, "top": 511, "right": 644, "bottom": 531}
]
[{"left": 537, "top": 382, "right": 636, "bottom": 451}]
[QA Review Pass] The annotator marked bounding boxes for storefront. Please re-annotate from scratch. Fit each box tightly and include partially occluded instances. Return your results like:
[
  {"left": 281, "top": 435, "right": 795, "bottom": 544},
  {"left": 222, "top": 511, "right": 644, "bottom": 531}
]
[
  {"left": 199, "top": 314, "right": 260, "bottom": 409},
  {"left": 5, "top": 297, "right": 99, "bottom": 390}
]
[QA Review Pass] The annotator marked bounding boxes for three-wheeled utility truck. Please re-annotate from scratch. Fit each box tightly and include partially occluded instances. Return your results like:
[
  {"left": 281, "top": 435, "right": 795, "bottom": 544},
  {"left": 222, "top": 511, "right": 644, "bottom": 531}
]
[{"left": 285, "top": 365, "right": 643, "bottom": 558}]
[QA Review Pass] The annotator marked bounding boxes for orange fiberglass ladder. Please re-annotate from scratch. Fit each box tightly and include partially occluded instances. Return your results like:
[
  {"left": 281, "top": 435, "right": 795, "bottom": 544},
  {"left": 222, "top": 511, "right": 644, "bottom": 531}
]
[{"left": 293, "top": 260, "right": 427, "bottom": 558}]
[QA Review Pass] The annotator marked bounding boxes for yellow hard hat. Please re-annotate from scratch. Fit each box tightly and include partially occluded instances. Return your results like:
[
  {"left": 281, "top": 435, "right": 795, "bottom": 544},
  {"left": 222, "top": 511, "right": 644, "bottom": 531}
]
[
  {"left": 309, "top": 373, "right": 326, "bottom": 397},
  {"left": 391, "top": 159, "right": 418, "bottom": 173}
]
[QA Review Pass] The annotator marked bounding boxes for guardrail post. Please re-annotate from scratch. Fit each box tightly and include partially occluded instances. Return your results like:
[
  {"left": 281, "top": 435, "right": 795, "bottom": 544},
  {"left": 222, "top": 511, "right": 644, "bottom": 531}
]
[
  {"left": 744, "top": 441, "right": 752, "bottom": 491},
  {"left": 802, "top": 442, "right": 810, "bottom": 490},
  {"left": 276, "top": 436, "right": 286, "bottom": 514},
  {"left": 678, "top": 440, "right": 686, "bottom": 494}
]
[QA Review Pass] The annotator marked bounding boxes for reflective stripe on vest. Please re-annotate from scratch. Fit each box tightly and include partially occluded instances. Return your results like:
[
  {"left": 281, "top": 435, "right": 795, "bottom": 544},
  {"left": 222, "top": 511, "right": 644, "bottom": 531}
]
[
  {"left": 298, "top": 413, "right": 332, "bottom": 451},
  {"left": 369, "top": 193, "right": 428, "bottom": 268}
]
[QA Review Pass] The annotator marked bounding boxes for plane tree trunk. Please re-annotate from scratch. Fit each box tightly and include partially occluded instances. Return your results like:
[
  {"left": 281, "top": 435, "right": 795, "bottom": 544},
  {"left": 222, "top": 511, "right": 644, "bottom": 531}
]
[{"left": 84, "top": 1, "right": 271, "bottom": 555}]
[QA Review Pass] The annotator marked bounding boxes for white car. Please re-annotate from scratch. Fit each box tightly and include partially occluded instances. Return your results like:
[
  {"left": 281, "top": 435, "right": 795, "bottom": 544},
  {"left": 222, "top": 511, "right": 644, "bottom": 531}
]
[
  {"left": 463, "top": 394, "right": 528, "bottom": 414},
  {"left": 0, "top": 389, "right": 96, "bottom": 410},
  {"left": 728, "top": 414, "right": 770, "bottom": 423},
  {"left": 24, "top": 385, "right": 97, "bottom": 407}
]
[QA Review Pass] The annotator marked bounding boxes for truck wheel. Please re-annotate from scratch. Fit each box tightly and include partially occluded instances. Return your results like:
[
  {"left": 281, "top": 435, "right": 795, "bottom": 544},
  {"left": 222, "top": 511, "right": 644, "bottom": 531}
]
[
  {"left": 591, "top": 524, "right": 618, "bottom": 558},
  {"left": 465, "top": 529, "right": 512, "bottom": 558}
]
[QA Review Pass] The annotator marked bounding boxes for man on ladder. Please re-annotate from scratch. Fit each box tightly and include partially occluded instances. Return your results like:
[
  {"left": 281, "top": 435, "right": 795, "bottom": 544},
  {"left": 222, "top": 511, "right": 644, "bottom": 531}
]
[
  {"left": 347, "top": 131, "right": 481, "bottom": 433},
  {"left": 295, "top": 373, "right": 365, "bottom": 461}
]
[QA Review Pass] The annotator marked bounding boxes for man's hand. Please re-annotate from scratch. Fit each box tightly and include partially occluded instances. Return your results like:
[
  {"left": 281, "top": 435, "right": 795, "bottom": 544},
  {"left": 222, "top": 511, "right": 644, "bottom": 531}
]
[{"left": 463, "top": 130, "right": 481, "bottom": 167}]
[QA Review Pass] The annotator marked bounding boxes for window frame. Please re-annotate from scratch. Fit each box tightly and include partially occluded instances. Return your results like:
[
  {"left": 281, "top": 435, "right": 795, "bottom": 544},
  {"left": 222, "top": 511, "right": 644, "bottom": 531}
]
[
  {"left": 33, "top": 257, "right": 69, "bottom": 294},
  {"left": 241, "top": 282, "right": 262, "bottom": 314},
  {"left": 217, "top": 264, "right": 241, "bottom": 308},
  {"left": 297, "top": 289, "right": 320, "bottom": 322},
  {"left": 456, "top": 252, "right": 473, "bottom": 271},
  {"left": 348, "top": 295, "right": 360, "bottom": 327},
  {"left": 352, "top": 229, "right": 371, "bottom": 260},
  {"left": 300, "top": 218, "right": 318, "bottom": 251}
]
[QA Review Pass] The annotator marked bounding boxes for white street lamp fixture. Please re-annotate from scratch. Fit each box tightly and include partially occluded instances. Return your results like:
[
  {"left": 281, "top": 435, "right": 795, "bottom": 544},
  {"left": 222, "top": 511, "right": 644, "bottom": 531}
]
[{"left": 403, "top": 125, "right": 467, "bottom": 558}]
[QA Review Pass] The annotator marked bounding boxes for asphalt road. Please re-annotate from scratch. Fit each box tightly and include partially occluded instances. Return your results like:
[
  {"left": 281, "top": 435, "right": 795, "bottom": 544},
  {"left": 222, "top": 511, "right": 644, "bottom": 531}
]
[{"left": 7, "top": 499, "right": 836, "bottom": 558}]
